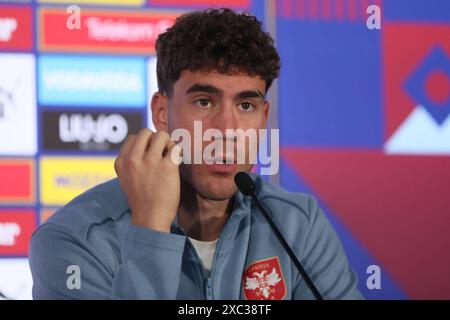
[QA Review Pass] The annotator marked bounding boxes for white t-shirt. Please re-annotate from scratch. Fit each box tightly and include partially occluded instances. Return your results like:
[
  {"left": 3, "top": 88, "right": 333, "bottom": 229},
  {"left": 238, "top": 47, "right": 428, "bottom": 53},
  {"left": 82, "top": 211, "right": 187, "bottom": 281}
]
[{"left": 189, "top": 237, "right": 218, "bottom": 277}]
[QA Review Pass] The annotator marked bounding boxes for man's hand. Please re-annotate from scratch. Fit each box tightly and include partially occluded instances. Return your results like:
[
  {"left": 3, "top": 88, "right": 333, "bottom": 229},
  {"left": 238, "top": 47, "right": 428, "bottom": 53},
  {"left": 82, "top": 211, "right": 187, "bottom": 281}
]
[{"left": 114, "top": 129, "right": 182, "bottom": 233}]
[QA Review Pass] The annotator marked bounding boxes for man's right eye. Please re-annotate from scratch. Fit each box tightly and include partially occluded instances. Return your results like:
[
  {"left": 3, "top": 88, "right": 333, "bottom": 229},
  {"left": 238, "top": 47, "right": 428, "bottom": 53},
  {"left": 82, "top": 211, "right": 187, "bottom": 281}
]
[{"left": 195, "top": 98, "right": 212, "bottom": 108}]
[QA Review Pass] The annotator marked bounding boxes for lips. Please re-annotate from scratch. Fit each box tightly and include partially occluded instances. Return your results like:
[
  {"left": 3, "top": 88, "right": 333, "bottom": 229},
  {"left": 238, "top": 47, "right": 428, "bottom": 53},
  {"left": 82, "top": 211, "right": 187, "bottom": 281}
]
[
  {"left": 206, "top": 162, "right": 238, "bottom": 173},
  {"left": 203, "top": 154, "right": 236, "bottom": 164},
  {"left": 202, "top": 154, "right": 237, "bottom": 172}
]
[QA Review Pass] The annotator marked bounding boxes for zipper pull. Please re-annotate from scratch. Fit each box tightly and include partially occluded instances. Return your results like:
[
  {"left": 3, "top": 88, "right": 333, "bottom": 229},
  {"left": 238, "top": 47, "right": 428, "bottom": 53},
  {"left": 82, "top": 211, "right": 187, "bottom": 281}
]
[{"left": 206, "top": 277, "right": 213, "bottom": 300}]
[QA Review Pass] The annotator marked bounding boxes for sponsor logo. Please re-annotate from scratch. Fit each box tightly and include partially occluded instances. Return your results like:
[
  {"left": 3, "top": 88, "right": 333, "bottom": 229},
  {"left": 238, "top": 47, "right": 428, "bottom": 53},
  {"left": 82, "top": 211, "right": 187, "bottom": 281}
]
[
  {"left": 383, "top": 23, "right": 450, "bottom": 155},
  {"left": 0, "top": 209, "right": 36, "bottom": 256},
  {"left": 39, "top": 156, "right": 116, "bottom": 205},
  {"left": 39, "top": 7, "right": 177, "bottom": 54},
  {"left": 37, "top": 55, "right": 146, "bottom": 107},
  {"left": 0, "top": 16, "right": 17, "bottom": 42},
  {"left": 0, "top": 53, "right": 36, "bottom": 155},
  {"left": 243, "top": 256, "right": 286, "bottom": 300},
  {"left": 0, "top": 159, "right": 35, "bottom": 204},
  {"left": 41, "top": 109, "right": 143, "bottom": 152},
  {"left": 0, "top": 5, "right": 32, "bottom": 51}
]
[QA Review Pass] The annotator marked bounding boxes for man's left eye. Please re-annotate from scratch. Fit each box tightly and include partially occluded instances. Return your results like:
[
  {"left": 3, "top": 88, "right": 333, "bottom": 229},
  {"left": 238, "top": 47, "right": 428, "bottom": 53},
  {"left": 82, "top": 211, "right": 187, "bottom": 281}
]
[{"left": 239, "top": 102, "right": 255, "bottom": 111}]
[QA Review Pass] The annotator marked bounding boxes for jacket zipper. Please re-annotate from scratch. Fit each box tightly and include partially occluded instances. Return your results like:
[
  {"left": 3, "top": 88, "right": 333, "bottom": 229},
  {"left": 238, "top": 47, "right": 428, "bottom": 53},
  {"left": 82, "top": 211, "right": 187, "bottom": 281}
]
[
  {"left": 205, "top": 214, "right": 238, "bottom": 300},
  {"left": 206, "top": 277, "right": 213, "bottom": 300},
  {"left": 174, "top": 213, "right": 240, "bottom": 300},
  {"left": 173, "top": 224, "right": 207, "bottom": 299}
]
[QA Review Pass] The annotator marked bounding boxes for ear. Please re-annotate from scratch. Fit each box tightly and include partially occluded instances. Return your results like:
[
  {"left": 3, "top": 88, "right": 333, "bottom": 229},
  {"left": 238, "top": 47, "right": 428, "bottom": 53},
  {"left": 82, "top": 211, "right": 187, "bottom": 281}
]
[{"left": 151, "top": 91, "right": 169, "bottom": 131}]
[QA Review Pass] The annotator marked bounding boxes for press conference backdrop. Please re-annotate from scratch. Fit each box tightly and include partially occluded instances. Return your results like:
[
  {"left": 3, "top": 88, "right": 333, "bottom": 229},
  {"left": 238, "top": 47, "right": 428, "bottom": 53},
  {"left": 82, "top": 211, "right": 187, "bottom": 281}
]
[{"left": 0, "top": 0, "right": 449, "bottom": 300}]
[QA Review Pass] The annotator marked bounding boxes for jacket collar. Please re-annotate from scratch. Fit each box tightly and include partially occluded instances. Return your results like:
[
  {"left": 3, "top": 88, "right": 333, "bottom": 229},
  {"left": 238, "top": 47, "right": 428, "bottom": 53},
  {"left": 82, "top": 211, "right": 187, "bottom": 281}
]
[{"left": 104, "top": 176, "right": 255, "bottom": 228}]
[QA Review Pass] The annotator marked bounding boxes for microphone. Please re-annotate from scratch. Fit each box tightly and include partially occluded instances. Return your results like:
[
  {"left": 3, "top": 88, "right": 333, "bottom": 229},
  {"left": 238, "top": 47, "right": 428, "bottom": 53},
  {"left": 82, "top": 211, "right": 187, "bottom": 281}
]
[{"left": 234, "top": 171, "right": 324, "bottom": 300}]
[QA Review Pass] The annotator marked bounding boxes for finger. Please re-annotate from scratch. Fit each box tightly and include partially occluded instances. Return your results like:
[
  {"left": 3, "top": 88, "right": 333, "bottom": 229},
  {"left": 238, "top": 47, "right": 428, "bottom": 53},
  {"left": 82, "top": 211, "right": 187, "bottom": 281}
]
[
  {"left": 118, "top": 134, "right": 136, "bottom": 156},
  {"left": 115, "top": 134, "right": 137, "bottom": 175},
  {"left": 162, "top": 139, "right": 175, "bottom": 157},
  {"left": 167, "top": 142, "right": 183, "bottom": 166},
  {"left": 147, "top": 130, "right": 171, "bottom": 159},
  {"left": 129, "top": 128, "right": 154, "bottom": 158}
]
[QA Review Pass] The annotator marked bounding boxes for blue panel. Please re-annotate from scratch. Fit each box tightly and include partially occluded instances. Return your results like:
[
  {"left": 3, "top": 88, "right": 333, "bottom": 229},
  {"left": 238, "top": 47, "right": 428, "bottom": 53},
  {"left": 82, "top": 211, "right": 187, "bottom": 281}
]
[
  {"left": 38, "top": 55, "right": 147, "bottom": 108},
  {"left": 250, "top": 0, "right": 265, "bottom": 28},
  {"left": 277, "top": 20, "right": 383, "bottom": 147},
  {"left": 384, "top": 0, "right": 450, "bottom": 22},
  {"left": 404, "top": 46, "right": 450, "bottom": 125}
]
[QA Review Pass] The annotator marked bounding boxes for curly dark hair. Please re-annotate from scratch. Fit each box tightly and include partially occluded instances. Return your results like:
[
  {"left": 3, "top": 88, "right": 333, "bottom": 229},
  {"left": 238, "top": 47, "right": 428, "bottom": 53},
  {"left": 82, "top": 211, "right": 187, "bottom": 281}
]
[{"left": 155, "top": 8, "right": 280, "bottom": 96}]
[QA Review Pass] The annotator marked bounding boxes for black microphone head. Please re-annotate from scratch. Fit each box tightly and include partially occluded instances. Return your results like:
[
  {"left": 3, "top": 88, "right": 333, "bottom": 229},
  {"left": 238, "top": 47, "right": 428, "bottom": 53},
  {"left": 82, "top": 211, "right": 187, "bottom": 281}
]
[{"left": 234, "top": 171, "right": 256, "bottom": 196}]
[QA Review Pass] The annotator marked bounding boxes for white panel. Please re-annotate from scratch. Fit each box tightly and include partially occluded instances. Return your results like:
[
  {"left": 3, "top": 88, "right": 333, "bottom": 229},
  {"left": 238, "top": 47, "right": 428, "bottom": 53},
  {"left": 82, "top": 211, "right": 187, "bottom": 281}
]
[
  {"left": 0, "top": 258, "right": 33, "bottom": 300},
  {"left": 0, "top": 53, "right": 37, "bottom": 155},
  {"left": 385, "top": 105, "right": 450, "bottom": 155}
]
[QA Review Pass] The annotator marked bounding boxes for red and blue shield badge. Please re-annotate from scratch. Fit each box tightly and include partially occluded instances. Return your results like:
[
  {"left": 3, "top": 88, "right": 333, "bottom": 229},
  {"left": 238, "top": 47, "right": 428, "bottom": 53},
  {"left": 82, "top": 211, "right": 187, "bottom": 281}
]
[{"left": 243, "top": 256, "right": 286, "bottom": 300}]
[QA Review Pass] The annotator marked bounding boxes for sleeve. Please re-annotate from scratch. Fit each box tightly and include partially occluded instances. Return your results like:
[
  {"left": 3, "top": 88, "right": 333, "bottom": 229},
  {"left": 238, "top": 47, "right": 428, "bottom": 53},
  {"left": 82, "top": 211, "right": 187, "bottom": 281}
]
[
  {"left": 29, "top": 222, "right": 186, "bottom": 299},
  {"left": 292, "top": 195, "right": 364, "bottom": 300}
]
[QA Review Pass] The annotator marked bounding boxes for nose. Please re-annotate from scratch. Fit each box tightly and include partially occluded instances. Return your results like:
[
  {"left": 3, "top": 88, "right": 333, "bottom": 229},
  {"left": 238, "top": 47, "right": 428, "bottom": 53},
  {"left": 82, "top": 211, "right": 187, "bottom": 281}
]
[{"left": 208, "top": 101, "right": 238, "bottom": 134}]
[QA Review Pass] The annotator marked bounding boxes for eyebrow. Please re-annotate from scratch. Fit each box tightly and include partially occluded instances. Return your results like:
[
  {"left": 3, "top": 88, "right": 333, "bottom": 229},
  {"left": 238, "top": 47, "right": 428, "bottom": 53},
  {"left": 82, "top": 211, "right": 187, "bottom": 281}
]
[
  {"left": 235, "top": 90, "right": 265, "bottom": 100},
  {"left": 185, "top": 83, "right": 265, "bottom": 100},
  {"left": 185, "top": 84, "right": 220, "bottom": 96}
]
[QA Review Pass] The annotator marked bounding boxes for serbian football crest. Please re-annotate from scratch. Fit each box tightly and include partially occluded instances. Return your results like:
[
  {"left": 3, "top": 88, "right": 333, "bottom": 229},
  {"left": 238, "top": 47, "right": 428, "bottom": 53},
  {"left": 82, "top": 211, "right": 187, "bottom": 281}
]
[{"left": 243, "top": 256, "right": 286, "bottom": 300}]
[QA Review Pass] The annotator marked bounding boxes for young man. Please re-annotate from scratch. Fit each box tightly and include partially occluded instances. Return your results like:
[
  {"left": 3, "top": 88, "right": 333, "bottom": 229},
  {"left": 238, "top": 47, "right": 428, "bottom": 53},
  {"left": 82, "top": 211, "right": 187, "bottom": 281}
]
[{"left": 29, "top": 8, "right": 362, "bottom": 300}]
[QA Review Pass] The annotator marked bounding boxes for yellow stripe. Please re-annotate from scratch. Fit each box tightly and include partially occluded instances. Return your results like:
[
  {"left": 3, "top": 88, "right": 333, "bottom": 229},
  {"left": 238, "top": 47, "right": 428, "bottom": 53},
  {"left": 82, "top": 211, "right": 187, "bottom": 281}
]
[{"left": 40, "top": 157, "right": 116, "bottom": 206}]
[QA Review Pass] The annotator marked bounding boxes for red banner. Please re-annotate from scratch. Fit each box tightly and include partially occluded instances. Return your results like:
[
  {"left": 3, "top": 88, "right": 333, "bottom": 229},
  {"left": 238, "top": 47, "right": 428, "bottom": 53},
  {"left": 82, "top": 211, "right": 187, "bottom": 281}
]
[
  {"left": 0, "top": 5, "right": 33, "bottom": 51},
  {"left": 0, "top": 209, "right": 36, "bottom": 256},
  {"left": 39, "top": 8, "right": 179, "bottom": 54},
  {"left": 0, "top": 159, "right": 34, "bottom": 204}
]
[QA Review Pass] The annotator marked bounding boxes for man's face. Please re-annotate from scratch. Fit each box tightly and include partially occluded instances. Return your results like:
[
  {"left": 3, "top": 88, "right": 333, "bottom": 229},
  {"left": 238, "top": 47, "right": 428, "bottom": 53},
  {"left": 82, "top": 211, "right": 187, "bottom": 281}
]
[{"left": 156, "top": 69, "right": 269, "bottom": 201}]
